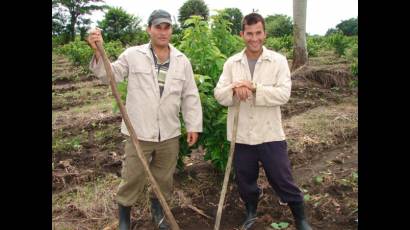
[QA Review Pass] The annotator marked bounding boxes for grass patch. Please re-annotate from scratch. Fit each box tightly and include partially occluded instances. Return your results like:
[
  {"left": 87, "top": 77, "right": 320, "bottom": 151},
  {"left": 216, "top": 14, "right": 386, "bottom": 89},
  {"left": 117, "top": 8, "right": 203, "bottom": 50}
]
[
  {"left": 52, "top": 174, "right": 120, "bottom": 229},
  {"left": 284, "top": 98, "right": 357, "bottom": 154},
  {"left": 52, "top": 99, "right": 113, "bottom": 128},
  {"left": 52, "top": 131, "right": 87, "bottom": 154},
  {"left": 94, "top": 124, "right": 120, "bottom": 142},
  {"left": 52, "top": 86, "right": 110, "bottom": 109}
]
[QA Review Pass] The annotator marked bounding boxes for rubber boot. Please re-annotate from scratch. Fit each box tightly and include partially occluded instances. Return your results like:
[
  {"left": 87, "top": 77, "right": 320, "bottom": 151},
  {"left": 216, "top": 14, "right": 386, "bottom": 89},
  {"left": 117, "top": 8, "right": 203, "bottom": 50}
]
[
  {"left": 150, "top": 198, "right": 170, "bottom": 230},
  {"left": 118, "top": 204, "right": 131, "bottom": 230},
  {"left": 288, "top": 202, "right": 312, "bottom": 230},
  {"left": 241, "top": 201, "right": 257, "bottom": 230}
]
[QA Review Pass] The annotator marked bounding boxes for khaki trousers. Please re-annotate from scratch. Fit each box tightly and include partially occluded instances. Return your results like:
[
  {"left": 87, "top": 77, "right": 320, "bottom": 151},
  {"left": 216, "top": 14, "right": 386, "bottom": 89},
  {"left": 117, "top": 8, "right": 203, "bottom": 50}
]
[{"left": 116, "top": 136, "right": 179, "bottom": 206}]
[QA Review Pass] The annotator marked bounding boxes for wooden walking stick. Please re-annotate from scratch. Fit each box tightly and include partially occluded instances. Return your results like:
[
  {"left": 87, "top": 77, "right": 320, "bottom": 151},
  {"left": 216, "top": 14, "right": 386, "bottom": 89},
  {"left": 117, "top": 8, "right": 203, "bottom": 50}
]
[
  {"left": 214, "top": 101, "right": 241, "bottom": 230},
  {"left": 95, "top": 41, "right": 180, "bottom": 230},
  {"left": 212, "top": 65, "right": 302, "bottom": 230}
]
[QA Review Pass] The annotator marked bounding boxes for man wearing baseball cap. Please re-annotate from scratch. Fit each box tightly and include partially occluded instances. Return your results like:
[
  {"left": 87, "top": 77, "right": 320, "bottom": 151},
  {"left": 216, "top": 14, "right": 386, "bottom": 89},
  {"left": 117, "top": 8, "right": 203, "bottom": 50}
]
[{"left": 87, "top": 9, "right": 202, "bottom": 230}]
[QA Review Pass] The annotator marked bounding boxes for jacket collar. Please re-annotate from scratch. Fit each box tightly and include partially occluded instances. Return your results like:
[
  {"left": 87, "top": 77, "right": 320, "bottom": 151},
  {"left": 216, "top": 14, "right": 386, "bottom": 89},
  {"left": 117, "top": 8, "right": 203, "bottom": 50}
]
[
  {"left": 232, "top": 46, "right": 274, "bottom": 64},
  {"left": 136, "top": 42, "right": 183, "bottom": 58}
]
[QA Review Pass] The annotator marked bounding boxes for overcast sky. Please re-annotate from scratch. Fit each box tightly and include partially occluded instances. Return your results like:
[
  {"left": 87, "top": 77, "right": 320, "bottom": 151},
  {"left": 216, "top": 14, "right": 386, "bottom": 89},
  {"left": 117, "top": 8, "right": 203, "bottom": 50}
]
[{"left": 88, "top": 0, "right": 358, "bottom": 36}]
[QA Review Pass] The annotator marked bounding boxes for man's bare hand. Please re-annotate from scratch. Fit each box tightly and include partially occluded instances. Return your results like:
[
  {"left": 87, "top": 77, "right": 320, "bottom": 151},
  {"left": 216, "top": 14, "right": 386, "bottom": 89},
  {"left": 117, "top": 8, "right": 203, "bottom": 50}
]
[
  {"left": 187, "top": 132, "right": 199, "bottom": 147},
  {"left": 233, "top": 81, "right": 253, "bottom": 101},
  {"left": 86, "top": 28, "right": 103, "bottom": 59},
  {"left": 233, "top": 86, "right": 252, "bottom": 101},
  {"left": 236, "top": 80, "right": 256, "bottom": 92}
]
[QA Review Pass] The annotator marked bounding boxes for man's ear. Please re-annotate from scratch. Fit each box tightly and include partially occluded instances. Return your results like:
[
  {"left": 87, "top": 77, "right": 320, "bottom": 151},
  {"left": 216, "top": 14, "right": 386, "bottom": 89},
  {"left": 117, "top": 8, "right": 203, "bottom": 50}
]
[{"left": 240, "top": 31, "right": 244, "bottom": 38}]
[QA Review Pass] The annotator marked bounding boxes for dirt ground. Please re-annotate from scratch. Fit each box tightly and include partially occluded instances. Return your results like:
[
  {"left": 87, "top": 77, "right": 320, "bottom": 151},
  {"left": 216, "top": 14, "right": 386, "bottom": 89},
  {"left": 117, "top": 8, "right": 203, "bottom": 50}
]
[{"left": 52, "top": 53, "right": 357, "bottom": 230}]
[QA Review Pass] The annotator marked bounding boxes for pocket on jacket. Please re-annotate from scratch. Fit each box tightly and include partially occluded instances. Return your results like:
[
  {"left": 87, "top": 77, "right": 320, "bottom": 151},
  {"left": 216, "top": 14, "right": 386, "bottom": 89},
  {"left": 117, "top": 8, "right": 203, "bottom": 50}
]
[
  {"left": 168, "top": 74, "right": 185, "bottom": 95},
  {"left": 131, "top": 66, "right": 151, "bottom": 74},
  {"left": 130, "top": 67, "right": 152, "bottom": 88}
]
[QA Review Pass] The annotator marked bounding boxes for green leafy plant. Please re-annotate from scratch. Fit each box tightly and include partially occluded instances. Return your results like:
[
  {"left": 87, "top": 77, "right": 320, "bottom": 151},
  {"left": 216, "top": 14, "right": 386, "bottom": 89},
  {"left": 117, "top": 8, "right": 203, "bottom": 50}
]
[
  {"left": 306, "top": 35, "right": 328, "bottom": 57},
  {"left": 271, "top": 222, "right": 289, "bottom": 229},
  {"left": 343, "top": 37, "right": 358, "bottom": 85},
  {"left": 177, "top": 115, "right": 191, "bottom": 170},
  {"left": 97, "top": 6, "right": 144, "bottom": 46},
  {"left": 265, "top": 35, "right": 293, "bottom": 58},
  {"left": 326, "top": 32, "right": 351, "bottom": 57},
  {"left": 194, "top": 74, "right": 230, "bottom": 172},
  {"left": 179, "top": 15, "right": 226, "bottom": 81},
  {"left": 315, "top": 175, "right": 323, "bottom": 184},
  {"left": 265, "top": 14, "right": 293, "bottom": 37},
  {"left": 171, "top": 33, "right": 183, "bottom": 47},
  {"left": 340, "top": 171, "right": 358, "bottom": 187},
  {"left": 103, "top": 40, "right": 126, "bottom": 61},
  {"left": 56, "top": 39, "right": 94, "bottom": 68},
  {"left": 57, "top": 39, "right": 125, "bottom": 69},
  {"left": 112, "top": 80, "right": 128, "bottom": 113},
  {"left": 211, "top": 10, "right": 244, "bottom": 57},
  {"left": 177, "top": 16, "right": 234, "bottom": 171},
  {"left": 178, "top": 0, "right": 209, "bottom": 26}
]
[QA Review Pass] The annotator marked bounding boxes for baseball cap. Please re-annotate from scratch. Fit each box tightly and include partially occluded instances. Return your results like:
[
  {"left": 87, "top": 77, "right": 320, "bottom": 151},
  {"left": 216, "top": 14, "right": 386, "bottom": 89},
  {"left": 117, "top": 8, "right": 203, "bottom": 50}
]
[{"left": 148, "top": 9, "right": 172, "bottom": 26}]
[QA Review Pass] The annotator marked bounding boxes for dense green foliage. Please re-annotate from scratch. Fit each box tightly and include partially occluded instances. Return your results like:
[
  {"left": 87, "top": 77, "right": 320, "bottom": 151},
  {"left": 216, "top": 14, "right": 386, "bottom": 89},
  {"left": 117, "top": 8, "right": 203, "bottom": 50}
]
[
  {"left": 97, "top": 7, "right": 145, "bottom": 46},
  {"left": 178, "top": 0, "right": 209, "bottom": 26}
]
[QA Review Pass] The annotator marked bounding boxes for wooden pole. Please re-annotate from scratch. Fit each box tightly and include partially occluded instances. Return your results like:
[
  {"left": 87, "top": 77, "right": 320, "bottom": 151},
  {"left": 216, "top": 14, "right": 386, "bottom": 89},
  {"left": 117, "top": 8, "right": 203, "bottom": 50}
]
[
  {"left": 95, "top": 41, "right": 180, "bottom": 230},
  {"left": 213, "top": 64, "right": 302, "bottom": 230},
  {"left": 213, "top": 102, "right": 241, "bottom": 230}
]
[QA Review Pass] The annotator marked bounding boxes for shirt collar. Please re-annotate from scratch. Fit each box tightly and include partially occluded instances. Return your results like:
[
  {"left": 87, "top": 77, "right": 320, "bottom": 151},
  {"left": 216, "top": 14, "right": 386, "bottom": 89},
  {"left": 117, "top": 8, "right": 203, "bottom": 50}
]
[
  {"left": 233, "top": 46, "right": 274, "bottom": 64},
  {"left": 149, "top": 42, "right": 170, "bottom": 64}
]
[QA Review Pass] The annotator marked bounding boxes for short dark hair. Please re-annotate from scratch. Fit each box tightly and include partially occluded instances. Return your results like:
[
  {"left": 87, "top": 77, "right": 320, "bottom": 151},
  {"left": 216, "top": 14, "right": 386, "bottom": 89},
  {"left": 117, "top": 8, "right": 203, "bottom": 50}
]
[{"left": 241, "top": 13, "right": 265, "bottom": 31}]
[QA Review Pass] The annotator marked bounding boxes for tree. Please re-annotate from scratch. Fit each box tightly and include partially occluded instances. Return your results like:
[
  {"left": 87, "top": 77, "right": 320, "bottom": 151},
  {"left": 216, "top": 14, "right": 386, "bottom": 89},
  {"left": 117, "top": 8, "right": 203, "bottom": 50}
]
[
  {"left": 325, "top": 28, "right": 340, "bottom": 36},
  {"left": 178, "top": 0, "right": 209, "bottom": 26},
  {"left": 97, "top": 7, "right": 143, "bottom": 45},
  {"left": 265, "top": 14, "right": 293, "bottom": 37},
  {"left": 170, "top": 15, "right": 183, "bottom": 47},
  {"left": 76, "top": 18, "right": 91, "bottom": 41},
  {"left": 325, "top": 18, "right": 357, "bottom": 36},
  {"left": 292, "top": 0, "right": 308, "bottom": 71},
  {"left": 172, "top": 16, "right": 183, "bottom": 35},
  {"left": 52, "top": 1, "right": 72, "bottom": 45},
  {"left": 221, "top": 8, "right": 243, "bottom": 35},
  {"left": 211, "top": 10, "right": 244, "bottom": 57},
  {"left": 52, "top": 3, "right": 67, "bottom": 36},
  {"left": 53, "top": 0, "right": 107, "bottom": 42},
  {"left": 336, "top": 17, "right": 357, "bottom": 36}
]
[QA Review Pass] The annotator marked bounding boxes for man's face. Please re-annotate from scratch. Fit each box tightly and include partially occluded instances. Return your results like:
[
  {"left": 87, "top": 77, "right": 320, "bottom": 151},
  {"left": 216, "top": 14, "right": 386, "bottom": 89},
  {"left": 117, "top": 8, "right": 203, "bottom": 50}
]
[
  {"left": 147, "top": 23, "right": 172, "bottom": 47},
  {"left": 240, "top": 21, "right": 266, "bottom": 53}
]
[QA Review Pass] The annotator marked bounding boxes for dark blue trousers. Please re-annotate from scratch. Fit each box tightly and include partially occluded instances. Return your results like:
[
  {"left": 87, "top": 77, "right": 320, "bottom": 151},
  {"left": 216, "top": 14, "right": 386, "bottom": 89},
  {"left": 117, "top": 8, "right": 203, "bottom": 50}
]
[{"left": 233, "top": 141, "right": 303, "bottom": 205}]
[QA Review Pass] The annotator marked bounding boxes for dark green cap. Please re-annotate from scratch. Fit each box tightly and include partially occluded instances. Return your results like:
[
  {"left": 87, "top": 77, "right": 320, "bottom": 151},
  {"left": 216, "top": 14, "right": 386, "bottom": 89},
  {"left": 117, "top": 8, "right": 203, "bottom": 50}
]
[{"left": 148, "top": 9, "right": 172, "bottom": 26}]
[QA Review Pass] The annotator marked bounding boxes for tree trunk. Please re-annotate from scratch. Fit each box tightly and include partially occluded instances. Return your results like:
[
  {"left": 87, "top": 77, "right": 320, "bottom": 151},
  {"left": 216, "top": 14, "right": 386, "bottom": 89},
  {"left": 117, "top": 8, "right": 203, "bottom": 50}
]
[
  {"left": 292, "top": 0, "right": 308, "bottom": 71},
  {"left": 69, "top": 14, "right": 77, "bottom": 41}
]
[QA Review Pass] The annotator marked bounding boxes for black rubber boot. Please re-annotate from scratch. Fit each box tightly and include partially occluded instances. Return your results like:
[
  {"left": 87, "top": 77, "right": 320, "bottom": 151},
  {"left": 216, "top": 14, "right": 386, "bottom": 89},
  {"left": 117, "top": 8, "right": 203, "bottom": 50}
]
[
  {"left": 118, "top": 204, "right": 131, "bottom": 230},
  {"left": 150, "top": 198, "right": 170, "bottom": 230},
  {"left": 288, "top": 202, "right": 312, "bottom": 230},
  {"left": 241, "top": 202, "right": 257, "bottom": 230}
]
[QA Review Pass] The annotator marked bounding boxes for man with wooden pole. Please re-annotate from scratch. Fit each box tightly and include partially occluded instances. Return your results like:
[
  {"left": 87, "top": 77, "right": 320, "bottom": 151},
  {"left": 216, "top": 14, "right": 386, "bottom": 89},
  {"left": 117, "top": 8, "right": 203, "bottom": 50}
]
[
  {"left": 213, "top": 13, "right": 312, "bottom": 230},
  {"left": 87, "top": 9, "right": 202, "bottom": 230}
]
